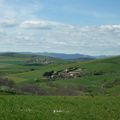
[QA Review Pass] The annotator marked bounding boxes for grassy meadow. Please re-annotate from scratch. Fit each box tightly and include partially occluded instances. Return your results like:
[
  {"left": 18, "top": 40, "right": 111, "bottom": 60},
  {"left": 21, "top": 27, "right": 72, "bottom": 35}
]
[
  {"left": 0, "top": 96, "right": 120, "bottom": 120},
  {"left": 0, "top": 53, "right": 120, "bottom": 119},
  {"left": 0, "top": 53, "right": 119, "bottom": 96}
]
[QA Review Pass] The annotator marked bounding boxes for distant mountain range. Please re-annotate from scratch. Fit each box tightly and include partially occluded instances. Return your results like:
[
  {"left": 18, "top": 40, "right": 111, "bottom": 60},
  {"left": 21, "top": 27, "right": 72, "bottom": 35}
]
[
  {"left": 0, "top": 52, "right": 110, "bottom": 61},
  {"left": 38, "top": 52, "right": 96, "bottom": 61}
]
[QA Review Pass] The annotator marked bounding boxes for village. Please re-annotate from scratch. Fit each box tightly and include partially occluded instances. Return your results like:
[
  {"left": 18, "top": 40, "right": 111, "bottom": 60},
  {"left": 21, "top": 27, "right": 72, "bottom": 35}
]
[{"left": 43, "top": 67, "right": 84, "bottom": 79}]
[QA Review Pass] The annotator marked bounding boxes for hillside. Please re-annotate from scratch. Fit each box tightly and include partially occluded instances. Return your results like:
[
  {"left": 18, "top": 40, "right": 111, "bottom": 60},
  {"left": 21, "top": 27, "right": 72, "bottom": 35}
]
[
  {"left": 0, "top": 96, "right": 120, "bottom": 120},
  {"left": 0, "top": 53, "right": 120, "bottom": 96},
  {"left": 0, "top": 53, "right": 120, "bottom": 120}
]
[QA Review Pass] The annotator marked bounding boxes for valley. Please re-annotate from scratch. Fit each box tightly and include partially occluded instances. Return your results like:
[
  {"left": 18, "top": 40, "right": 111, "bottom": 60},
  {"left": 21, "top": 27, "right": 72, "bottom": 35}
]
[{"left": 0, "top": 53, "right": 120, "bottom": 120}]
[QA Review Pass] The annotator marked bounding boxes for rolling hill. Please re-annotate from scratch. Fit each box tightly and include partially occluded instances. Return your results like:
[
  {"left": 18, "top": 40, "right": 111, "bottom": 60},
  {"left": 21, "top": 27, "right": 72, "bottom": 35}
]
[
  {"left": 0, "top": 53, "right": 120, "bottom": 96},
  {"left": 0, "top": 53, "right": 120, "bottom": 120}
]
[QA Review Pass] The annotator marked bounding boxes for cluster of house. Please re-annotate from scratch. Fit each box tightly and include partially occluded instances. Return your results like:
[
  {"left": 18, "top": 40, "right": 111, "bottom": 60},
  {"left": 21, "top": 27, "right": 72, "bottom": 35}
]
[{"left": 43, "top": 67, "right": 83, "bottom": 79}]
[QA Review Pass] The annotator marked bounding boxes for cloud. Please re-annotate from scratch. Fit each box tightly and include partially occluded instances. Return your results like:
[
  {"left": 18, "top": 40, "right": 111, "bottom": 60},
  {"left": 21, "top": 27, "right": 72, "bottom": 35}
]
[
  {"left": 20, "top": 20, "right": 73, "bottom": 30},
  {"left": 0, "top": 1, "right": 119, "bottom": 55},
  {"left": 0, "top": 0, "right": 43, "bottom": 21},
  {"left": 20, "top": 20, "right": 53, "bottom": 29},
  {"left": 0, "top": 18, "right": 120, "bottom": 55},
  {"left": 0, "top": 19, "right": 18, "bottom": 27}
]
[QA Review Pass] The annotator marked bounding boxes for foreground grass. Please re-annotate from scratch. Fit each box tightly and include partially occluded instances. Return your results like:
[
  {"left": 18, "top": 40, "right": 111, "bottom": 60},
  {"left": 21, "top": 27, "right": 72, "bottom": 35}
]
[{"left": 0, "top": 96, "right": 120, "bottom": 120}]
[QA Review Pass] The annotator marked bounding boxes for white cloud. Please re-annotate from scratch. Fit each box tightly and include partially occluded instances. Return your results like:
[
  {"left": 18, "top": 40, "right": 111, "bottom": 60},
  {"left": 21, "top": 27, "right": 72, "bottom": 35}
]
[
  {"left": 0, "top": 0, "right": 43, "bottom": 21},
  {"left": 0, "top": 18, "right": 120, "bottom": 55},
  {"left": 20, "top": 20, "right": 73, "bottom": 30},
  {"left": 0, "top": 19, "right": 17, "bottom": 27},
  {"left": 0, "top": 1, "right": 119, "bottom": 55},
  {"left": 20, "top": 20, "right": 53, "bottom": 29}
]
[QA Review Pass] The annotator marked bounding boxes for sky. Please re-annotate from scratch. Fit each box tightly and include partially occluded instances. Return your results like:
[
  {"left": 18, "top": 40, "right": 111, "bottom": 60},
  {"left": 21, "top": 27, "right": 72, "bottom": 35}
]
[{"left": 0, "top": 0, "right": 120, "bottom": 55}]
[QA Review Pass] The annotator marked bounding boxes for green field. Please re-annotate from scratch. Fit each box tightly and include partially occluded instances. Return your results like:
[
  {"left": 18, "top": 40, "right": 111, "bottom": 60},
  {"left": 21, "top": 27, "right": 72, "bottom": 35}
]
[
  {"left": 0, "top": 53, "right": 120, "bottom": 119},
  {"left": 0, "top": 53, "right": 120, "bottom": 96},
  {"left": 0, "top": 96, "right": 120, "bottom": 120}
]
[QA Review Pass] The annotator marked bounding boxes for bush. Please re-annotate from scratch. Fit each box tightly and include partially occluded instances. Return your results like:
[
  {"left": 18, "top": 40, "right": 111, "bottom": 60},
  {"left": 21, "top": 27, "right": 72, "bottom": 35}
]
[
  {"left": 43, "top": 71, "right": 54, "bottom": 78},
  {"left": 0, "top": 78, "right": 15, "bottom": 88},
  {"left": 56, "top": 86, "right": 78, "bottom": 96},
  {"left": 103, "top": 78, "right": 120, "bottom": 88},
  {"left": 17, "top": 84, "right": 47, "bottom": 95},
  {"left": 93, "top": 71, "right": 104, "bottom": 76}
]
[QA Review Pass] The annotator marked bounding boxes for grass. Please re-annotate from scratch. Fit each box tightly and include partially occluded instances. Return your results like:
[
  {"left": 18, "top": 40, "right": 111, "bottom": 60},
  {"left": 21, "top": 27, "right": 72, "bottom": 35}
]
[
  {"left": 0, "top": 96, "right": 120, "bottom": 120},
  {"left": 0, "top": 53, "right": 120, "bottom": 119},
  {"left": 0, "top": 53, "right": 120, "bottom": 95}
]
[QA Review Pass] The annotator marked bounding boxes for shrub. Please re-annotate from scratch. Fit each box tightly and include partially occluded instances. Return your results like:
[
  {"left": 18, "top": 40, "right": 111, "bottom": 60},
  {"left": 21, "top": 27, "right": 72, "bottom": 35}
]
[
  {"left": 43, "top": 71, "right": 54, "bottom": 77},
  {"left": 17, "top": 84, "right": 47, "bottom": 95},
  {"left": 93, "top": 71, "right": 104, "bottom": 76},
  {"left": 103, "top": 78, "right": 120, "bottom": 88},
  {"left": 56, "top": 86, "right": 78, "bottom": 96},
  {"left": 0, "top": 78, "right": 15, "bottom": 88}
]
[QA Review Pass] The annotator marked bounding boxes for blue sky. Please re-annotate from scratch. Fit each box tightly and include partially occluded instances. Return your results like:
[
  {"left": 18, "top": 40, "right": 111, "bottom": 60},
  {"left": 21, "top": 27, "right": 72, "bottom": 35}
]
[
  {"left": 0, "top": 0, "right": 120, "bottom": 55},
  {"left": 39, "top": 0, "right": 120, "bottom": 25},
  {"left": 5, "top": 0, "right": 120, "bottom": 25}
]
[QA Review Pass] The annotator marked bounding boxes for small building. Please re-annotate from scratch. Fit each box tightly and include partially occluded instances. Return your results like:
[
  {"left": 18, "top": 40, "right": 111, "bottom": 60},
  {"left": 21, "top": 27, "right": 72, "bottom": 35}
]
[{"left": 43, "top": 67, "right": 83, "bottom": 79}]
